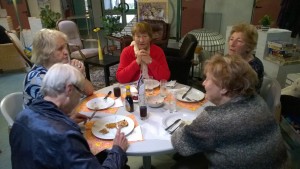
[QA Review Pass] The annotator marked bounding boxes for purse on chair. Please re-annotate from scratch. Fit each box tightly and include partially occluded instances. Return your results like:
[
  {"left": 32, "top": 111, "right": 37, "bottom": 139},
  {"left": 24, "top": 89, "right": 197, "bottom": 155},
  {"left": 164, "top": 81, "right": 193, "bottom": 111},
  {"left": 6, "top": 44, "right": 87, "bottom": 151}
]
[{"left": 165, "top": 34, "right": 198, "bottom": 85}]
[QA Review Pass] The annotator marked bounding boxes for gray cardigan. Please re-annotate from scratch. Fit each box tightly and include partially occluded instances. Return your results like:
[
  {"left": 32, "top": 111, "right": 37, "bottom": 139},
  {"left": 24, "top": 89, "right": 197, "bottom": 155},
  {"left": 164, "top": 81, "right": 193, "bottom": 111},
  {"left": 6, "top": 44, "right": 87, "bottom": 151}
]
[{"left": 171, "top": 95, "right": 288, "bottom": 169}]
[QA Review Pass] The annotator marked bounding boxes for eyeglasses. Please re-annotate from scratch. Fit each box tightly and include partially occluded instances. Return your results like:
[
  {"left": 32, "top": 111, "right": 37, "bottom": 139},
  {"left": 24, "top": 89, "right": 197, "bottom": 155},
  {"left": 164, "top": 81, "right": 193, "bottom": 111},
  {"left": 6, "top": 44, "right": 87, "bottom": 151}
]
[{"left": 72, "top": 84, "right": 85, "bottom": 98}]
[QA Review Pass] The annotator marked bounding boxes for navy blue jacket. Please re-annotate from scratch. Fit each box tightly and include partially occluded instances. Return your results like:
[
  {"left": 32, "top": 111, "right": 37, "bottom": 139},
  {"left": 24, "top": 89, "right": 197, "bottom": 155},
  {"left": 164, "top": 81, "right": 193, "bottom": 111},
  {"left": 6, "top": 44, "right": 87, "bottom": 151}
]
[{"left": 10, "top": 99, "right": 127, "bottom": 169}]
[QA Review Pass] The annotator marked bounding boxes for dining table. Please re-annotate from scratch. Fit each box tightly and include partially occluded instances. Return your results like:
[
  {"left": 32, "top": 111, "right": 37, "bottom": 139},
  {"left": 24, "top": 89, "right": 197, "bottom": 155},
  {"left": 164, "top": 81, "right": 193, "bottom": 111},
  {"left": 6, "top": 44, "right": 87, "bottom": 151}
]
[{"left": 75, "top": 81, "right": 212, "bottom": 169}]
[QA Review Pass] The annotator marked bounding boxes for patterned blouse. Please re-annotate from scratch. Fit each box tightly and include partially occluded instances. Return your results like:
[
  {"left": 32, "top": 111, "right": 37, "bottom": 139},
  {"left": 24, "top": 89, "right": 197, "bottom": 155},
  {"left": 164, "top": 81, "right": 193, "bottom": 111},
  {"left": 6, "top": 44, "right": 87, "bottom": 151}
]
[{"left": 23, "top": 65, "right": 47, "bottom": 108}]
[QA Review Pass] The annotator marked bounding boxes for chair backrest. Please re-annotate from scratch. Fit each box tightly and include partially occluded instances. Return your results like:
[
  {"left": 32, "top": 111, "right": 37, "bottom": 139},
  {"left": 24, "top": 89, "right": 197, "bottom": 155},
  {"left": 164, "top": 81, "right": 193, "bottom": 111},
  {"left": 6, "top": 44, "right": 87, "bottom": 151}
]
[
  {"left": 56, "top": 19, "right": 83, "bottom": 51},
  {"left": 144, "top": 19, "right": 170, "bottom": 49},
  {"left": 5, "top": 31, "right": 33, "bottom": 67},
  {"left": 260, "top": 76, "right": 281, "bottom": 122},
  {"left": 0, "top": 92, "right": 23, "bottom": 130},
  {"left": 0, "top": 43, "right": 27, "bottom": 71},
  {"left": 179, "top": 34, "right": 198, "bottom": 60}
]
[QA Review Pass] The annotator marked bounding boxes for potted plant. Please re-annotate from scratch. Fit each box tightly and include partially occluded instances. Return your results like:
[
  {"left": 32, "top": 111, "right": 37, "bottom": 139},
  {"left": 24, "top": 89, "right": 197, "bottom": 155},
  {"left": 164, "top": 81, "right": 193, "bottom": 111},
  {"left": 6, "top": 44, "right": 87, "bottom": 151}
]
[
  {"left": 40, "top": 5, "right": 61, "bottom": 29},
  {"left": 102, "top": 6, "right": 124, "bottom": 53},
  {"left": 259, "top": 15, "right": 272, "bottom": 31}
]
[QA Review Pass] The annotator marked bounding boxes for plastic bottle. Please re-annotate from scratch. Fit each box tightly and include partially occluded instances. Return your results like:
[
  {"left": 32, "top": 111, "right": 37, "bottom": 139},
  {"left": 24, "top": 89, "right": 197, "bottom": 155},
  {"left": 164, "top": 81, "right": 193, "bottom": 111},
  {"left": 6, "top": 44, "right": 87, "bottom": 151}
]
[{"left": 125, "top": 85, "right": 134, "bottom": 112}]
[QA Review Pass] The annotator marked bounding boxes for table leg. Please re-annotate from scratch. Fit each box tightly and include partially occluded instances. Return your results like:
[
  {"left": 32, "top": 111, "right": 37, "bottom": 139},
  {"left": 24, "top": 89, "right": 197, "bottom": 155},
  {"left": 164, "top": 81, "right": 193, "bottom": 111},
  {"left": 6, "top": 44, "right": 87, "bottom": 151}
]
[
  {"left": 143, "top": 156, "right": 152, "bottom": 169},
  {"left": 84, "top": 63, "right": 91, "bottom": 80},
  {"left": 104, "top": 66, "right": 110, "bottom": 87}
]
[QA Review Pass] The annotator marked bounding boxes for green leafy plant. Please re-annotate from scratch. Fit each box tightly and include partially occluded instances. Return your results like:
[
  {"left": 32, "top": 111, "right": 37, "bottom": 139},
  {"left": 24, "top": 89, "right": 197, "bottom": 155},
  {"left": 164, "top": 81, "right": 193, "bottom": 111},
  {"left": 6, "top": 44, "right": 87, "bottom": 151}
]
[
  {"left": 259, "top": 15, "right": 272, "bottom": 26},
  {"left": 40, "top": 5, "right": 61, "bottom": 29},
  {"left": 102, "top": 6, "right": 124, "bottom": 36}
]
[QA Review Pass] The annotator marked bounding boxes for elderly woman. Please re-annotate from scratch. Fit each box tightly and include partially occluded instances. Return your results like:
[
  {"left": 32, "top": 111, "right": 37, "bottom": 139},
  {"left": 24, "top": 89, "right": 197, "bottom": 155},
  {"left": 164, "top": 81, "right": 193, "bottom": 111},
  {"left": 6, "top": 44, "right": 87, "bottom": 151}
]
[
  {"left": 23, "top": 29, "right": 94, "bottom": 107},
  {"left": 116, "top": 22, "right": 170, "bottom": 83},
  {"left": 228, "top": 23, "right": 264, "bottom": 91},
  {"left": 171, "top": 55, "right": 288, "bottom": 169},
  {"left": 10, "top": 63, "right": 129, "bottom": 169}
]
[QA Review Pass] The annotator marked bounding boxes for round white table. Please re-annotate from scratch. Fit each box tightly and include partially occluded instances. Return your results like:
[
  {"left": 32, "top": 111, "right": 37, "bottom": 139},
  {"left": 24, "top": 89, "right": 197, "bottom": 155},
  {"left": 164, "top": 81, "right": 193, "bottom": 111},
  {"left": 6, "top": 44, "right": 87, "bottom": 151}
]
[{"left": 85, "top": 84, "right": 210, "bottom": 169}]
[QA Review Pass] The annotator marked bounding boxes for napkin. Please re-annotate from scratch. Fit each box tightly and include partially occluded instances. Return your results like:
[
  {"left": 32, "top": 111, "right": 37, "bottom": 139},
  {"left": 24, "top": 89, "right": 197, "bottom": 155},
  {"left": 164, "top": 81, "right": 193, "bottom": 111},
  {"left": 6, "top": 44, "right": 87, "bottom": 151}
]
[
  {"left": 112, "top": 97, "right": 123, "bottom": 108},
  {"left": 166, "top": 80, "right": 177, "bottom": 88},
  {"left": 140, "top": 110, "right": 171, "bottom": 140},
  {"left": 127, "top": 125, "right": 143, "bottom": 141}
]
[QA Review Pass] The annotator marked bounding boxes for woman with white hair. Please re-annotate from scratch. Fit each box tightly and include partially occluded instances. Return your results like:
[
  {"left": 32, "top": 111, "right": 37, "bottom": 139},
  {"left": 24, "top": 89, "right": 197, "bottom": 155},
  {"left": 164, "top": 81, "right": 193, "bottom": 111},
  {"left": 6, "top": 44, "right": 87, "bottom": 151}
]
[
  {"left": 10, "top": 63, "right": 129, "bottom": 169},
  {"left": 23, "top": 29, "right": 94, "bottom": 108}
]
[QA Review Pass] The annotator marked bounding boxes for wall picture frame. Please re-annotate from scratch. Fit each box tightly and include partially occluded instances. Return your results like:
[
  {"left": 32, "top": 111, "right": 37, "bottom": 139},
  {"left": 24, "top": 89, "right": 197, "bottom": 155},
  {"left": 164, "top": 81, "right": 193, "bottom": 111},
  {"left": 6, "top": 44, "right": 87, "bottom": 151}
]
[{"left": 137, "top": 0, "right": 168, "bottom": 23}]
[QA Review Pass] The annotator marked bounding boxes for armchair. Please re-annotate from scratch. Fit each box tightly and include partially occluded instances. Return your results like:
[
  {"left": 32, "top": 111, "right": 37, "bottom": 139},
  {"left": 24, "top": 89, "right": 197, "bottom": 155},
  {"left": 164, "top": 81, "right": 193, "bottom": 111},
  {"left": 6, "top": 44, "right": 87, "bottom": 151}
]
[
  {"left": 56, "top": 19, "right": 98, "bottom": 60},
  {"left": 143, "top": 19, "right": 170, "bottom": 49},
  {"left": 111, "top": 19, "right": 170, "bottom": 52},
  {"left": 165, "top": 34, "right": 198, "bottom": 85}
]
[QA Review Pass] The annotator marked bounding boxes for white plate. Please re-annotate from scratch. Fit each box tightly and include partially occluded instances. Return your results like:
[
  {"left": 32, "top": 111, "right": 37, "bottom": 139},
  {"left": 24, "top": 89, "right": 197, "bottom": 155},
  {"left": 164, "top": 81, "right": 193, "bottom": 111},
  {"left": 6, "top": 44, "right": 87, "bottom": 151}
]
[
  {"left": 176, "top": 88, "right": 205, "bottom": 103},
  {"left": 162, "top": 113, "right": 197, "bottom": 128},
  {"left": 86, "top": 97, "right": 115, "bottom": 110},
  {"left": 92, "top": 115, "right": 135, "bottom": 140}
]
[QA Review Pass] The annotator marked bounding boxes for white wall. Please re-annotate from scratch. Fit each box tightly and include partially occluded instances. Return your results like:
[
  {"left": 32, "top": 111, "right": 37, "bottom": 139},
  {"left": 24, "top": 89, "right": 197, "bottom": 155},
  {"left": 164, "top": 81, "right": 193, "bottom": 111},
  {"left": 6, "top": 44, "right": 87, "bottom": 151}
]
[{"left": 205, "top": 0, "right": 254, "bottom": 37}]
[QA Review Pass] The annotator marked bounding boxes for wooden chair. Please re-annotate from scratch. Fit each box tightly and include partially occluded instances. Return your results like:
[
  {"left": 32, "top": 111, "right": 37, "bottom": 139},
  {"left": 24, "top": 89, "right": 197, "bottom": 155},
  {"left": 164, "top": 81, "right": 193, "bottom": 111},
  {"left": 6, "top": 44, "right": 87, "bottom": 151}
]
[
  {"left": 0, "top": 43, "right": 27, "bottom": 72},
  {"left": 5, "top": 31, "right": 33, "bottom": 68}
]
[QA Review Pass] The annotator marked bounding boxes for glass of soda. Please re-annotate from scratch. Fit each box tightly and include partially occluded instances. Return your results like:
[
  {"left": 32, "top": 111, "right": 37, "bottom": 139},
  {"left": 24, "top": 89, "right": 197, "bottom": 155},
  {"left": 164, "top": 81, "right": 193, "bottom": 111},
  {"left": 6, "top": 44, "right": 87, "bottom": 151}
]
[
  {"left": 139, "top": 105, "right": 147, "bottom": 120},
  {"left": 113, "top": 83, "right": 121, "bottom": 98}
]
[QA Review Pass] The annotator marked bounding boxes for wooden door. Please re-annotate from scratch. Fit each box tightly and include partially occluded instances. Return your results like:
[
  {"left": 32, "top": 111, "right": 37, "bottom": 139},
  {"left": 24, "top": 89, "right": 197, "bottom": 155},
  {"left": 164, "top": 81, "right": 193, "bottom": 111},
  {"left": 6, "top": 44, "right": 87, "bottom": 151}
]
[
  {"left": 181, "top": 0, "right": 205, "bottom": 37},
  {"left": 251, "top": 0, "right": 281, "bottom": 27},
  {"left": 0, "top": 0, "right": 30, "bottom": 29}
]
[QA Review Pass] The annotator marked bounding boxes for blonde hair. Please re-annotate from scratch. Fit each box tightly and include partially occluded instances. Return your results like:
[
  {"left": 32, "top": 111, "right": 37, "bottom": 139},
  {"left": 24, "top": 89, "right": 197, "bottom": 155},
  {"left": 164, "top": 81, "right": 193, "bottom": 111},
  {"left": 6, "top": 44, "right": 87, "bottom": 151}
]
[
  {"left": 229, "top": 23, "right": 258, "bottom": 53},
  {"left": 132, "top": 22, "right": 153, "bottom": 38},
  {"left": 31, "top": 29, "right": 67, "bottom": 65},
  {"left": 204, "top": 54, "right": 258, "bottom": 96}
]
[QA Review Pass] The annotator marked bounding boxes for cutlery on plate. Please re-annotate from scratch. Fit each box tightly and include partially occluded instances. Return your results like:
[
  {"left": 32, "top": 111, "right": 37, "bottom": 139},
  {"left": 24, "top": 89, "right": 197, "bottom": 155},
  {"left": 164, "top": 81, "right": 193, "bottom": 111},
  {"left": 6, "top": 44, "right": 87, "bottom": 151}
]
[
  {"left": 104, "top": 91, "right": 112, "bottom": 100},
  {"left": 182, "top": 86, "right": 193, "bottom": 99},
  {"left": 83, "top": 109, "right": 97, "bottom": 124},
  {"left": 169, "top": 121, "right": 185, "bottom": 134},
  {"left": 165, "top": 119, "right": 181, "bottom": 131}
]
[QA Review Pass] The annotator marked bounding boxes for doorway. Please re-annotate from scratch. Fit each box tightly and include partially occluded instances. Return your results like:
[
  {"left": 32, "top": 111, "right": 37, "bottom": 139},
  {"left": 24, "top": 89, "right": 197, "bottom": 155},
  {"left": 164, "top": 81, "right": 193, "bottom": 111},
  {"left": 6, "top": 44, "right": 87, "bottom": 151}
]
[
  {"left": 180, "top": 0, "right": 205, "bottom": 37},
  {"left": 251, "top": 0, "right": 281, "bottom": 27},
  {"left": 101, "top": 0, "right": 137, "bottom": 28}
]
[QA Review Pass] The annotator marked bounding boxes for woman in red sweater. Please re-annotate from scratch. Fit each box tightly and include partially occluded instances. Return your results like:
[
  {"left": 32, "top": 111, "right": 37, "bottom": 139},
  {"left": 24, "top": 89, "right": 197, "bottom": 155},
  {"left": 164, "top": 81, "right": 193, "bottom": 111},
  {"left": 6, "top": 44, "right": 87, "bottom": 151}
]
[{"left": 116, "top": 22, "right": 170, "bottom": 83}]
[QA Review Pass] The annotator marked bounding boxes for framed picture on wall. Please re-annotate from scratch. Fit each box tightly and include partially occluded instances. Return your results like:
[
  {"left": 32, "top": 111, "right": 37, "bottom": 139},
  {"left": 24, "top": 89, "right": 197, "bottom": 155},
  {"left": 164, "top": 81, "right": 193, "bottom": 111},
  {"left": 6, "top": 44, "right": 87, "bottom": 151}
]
[{"left": 137, "top": 0, "right": 168, "bottom": 23}]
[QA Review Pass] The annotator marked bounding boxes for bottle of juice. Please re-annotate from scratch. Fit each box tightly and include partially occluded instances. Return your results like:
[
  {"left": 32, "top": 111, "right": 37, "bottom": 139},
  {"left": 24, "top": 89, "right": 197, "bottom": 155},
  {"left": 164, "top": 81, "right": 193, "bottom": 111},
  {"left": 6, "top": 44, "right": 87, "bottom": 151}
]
[{"left": 125, "top": 85, "right": 134, "bottom": 112}]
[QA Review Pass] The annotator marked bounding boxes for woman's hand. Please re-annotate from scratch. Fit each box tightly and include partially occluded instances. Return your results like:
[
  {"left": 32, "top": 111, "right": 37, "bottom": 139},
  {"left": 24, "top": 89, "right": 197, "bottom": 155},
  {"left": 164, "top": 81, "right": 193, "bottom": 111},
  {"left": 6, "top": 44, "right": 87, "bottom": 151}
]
[
  {"left": 70, "top": 59, "right": 85, "bottom": 74},
  {"left": 138, "top": 49, "right": 152, "bottom": 65},
  {"left": 113, "top": 128, "right": 129, "bottom": 151}
]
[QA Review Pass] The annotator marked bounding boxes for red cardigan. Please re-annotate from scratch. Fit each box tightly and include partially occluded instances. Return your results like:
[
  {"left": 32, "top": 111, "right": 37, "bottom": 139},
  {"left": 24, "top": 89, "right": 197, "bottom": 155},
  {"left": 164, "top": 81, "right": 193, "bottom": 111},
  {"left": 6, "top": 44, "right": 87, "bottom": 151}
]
[{"left": 116, "top": 44, "right": 170, "bottom": 83}]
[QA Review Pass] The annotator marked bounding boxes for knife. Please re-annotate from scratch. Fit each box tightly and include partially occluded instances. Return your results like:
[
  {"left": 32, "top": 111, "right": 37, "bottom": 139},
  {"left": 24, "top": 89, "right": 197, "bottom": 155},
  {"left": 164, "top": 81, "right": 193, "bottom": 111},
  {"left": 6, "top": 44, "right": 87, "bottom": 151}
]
[
  {"left": 182, "top": 86, "right": 193, "bottom": 99},
  {"left": 165, "top": 119, "right": 181, "bottom": 131}
]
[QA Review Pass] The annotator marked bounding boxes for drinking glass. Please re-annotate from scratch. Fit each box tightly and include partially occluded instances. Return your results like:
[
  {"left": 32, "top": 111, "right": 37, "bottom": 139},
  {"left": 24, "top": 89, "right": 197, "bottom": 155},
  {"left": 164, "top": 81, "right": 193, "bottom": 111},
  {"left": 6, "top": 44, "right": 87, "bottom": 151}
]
[
  {"left": 145, "top": 76, "right": 154, "bottom": 95},
  {"left": 160, "top": 79, "right": 167, "bottom": 97},
  {"left": 169, "top": 91, "right": 177, "bottom": 113},
  {"left": 113, "top": 83, "right": 121, "bottom": 98}
]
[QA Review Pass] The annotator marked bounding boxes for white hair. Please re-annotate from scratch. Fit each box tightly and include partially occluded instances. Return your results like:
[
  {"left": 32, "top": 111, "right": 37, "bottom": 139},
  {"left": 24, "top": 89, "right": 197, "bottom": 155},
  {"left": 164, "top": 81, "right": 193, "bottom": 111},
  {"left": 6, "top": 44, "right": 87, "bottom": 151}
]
[{"left": 41, "top": 63, "right": 85, "bottom": 97}]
